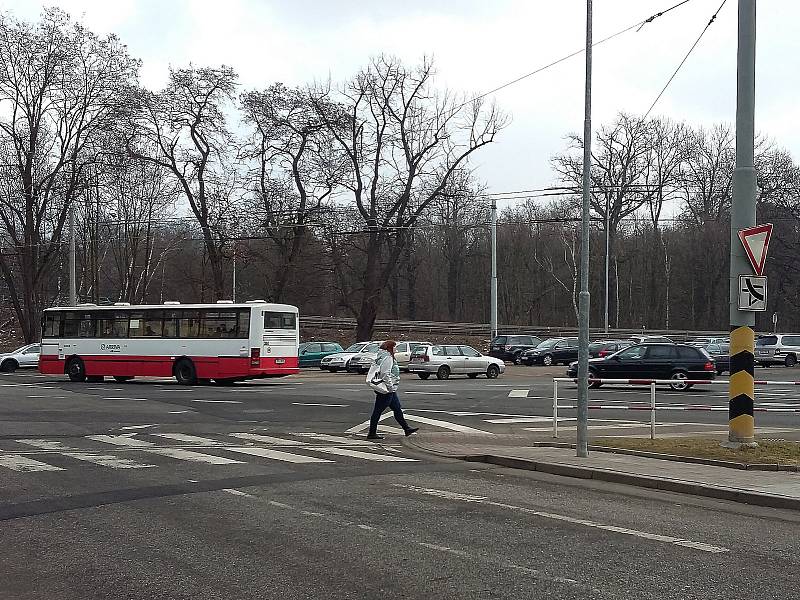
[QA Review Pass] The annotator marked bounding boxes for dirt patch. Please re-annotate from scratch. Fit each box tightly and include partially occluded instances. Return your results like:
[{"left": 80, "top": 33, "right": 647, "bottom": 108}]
[{"left": 593, "top": 436, "right": 800, "bottom": 466}]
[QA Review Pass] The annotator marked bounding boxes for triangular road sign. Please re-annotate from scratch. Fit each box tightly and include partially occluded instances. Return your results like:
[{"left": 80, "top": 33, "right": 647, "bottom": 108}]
[{"left": 738, "top": 223, "right": 773, "bottom": 276}]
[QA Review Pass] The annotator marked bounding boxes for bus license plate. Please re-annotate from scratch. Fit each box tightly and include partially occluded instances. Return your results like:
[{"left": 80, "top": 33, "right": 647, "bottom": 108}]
[{"left": 275, "top": 358, "right": 285, "bottom": 364}]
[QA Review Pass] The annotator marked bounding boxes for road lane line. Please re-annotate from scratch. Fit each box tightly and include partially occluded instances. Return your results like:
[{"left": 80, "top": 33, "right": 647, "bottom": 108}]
[
  {"left": 86, "top": 435, "right": 155, "bottom": 447},
  {"left": 306, "top": 447, "right": 417, "bottom": 462},
  {"left": 222, "top": 488, "right": 255, "bottom": 497},
  {"left": 292, "top": 402, "right": 350, "bottom": 407},
  {"left": 119, "top": 424, "right": 158, "bottom": 430},
  {"left": 228, "top": 433, "right": 305, "bottom": 445},
  {"left": 485, "top": 417, "right": 554, "bottom": 424},
  {"left": 345, "top": 413, "right": 393, "bottom": 434},
  {"left": 291, "top": 433, "right": 368, "bottom": 446},
  {"left": 226, "top": 446, "right": 332, "bottom": 463},
  {"left": 190, "top": 399, "right": 243, "bottom": 404},
  {"left": 0, "top": 455, "right": 64, "bottom": 472},
  {"left": 17, "top": 439, "right": 69, "bottom": 451},
  {"left": 404, "top": 391, "right": 456, "bottom": 396},
  {"left": 102, "top": 397, "right": 149, "bottom": 401},
  {"left": 61, "top": 452, "right": 156, "bottom": 469},
  {"left": 154, "top": 433, "right": 223, "bottom": 445},
  {"left": 403, "top": 414, "right": 493, "bottom": 435},
  {"left": 393, "top": 484, "right": 729, "bottom": 553},
  {"left": 144, "top": 448, "right": 244, "bottom": 465},
  {"left": 508, "top": 389, "right": 529, "bottom": 398}
]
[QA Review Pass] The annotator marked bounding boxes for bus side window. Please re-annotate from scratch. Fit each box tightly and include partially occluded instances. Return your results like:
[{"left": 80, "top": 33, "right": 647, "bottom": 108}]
[
  {"left": 178, "top": 310, "right": 199, "bottom": 338},
  {"left": 163, "top": 312, "right": 179, "bottom": 338}
]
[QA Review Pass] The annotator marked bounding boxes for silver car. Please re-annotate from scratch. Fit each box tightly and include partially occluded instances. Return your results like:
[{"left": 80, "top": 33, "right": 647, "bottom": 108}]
[
  {"left": 0, "top": 343, "right": 41, "bottom": 372},
  {"left": 755, "top": 334, "right": 800, "bottom": 367},
  {"left": 348, "top": 340, "right": 431, "bottom": 373},
  {"left": 320, "top": 341, "right": 380, "bottom": 372},
  {"left": 408, "top": 344, "right": 505, "bottom": 380}
]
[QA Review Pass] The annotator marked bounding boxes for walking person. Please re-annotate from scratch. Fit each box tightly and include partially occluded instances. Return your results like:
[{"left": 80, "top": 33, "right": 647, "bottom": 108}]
[{"left": 366, "top": 340, "right": 419, "bottom": 440}]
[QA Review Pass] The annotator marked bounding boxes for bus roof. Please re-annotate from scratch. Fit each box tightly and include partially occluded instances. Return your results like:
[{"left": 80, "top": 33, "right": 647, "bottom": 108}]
[{"left": 44, "top": 302, "right": 298, "bottom": 312}]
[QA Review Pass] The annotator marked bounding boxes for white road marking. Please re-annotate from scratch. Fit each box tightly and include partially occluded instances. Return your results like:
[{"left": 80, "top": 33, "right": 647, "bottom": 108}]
[
  {"left": 228, "top": 433, "right": 304, "bottom": 445},
  {"left": 102, "top": 397, "right": 149, "bottom": 401},
  {"left": 404, "top": 391, "right": 457, "bottom": 396},
  {"left": 0, "top": 455, "right": 64, "bottom": 472},
  {"left": 86, "top": 435, "right": 155, "bottom": 447},
  {"left": 190, "top": 399, "right": 242, "bottom": 404},
  {"left": 26, "top": 395, "right": 66, "bottom": 399},
  {"left": 403, "top": 414, "right": 493, "bottom": 435},
  {"left": 508, "top": 389, "right": 529, "bottom": 398},
  {"left": 61, "top": 452, "right": 156, "bottom": 469},
  {"left": 291, "top": 433, "right": 367, "bottom": 446},
  {"left": 306, "top": 447, "right": 417, "bottom": 462},
  {"left": 17, "top": 439, "right": 69, "bottom": 451},
  {"left": 485, "top": 417, "right": 554, "bottom": 424},
  {"left": 119, "top": 424, "right": 157, "bottom": 430},
  {"left": 292, "top": 402, "right": 349, "bottom": 407},
  {"left": 222, "top": 488, "right": 255, "bottom": 498},
  {"left": 154, "top": 433, "right": 223, "bottom": 445},
  {"left": 168, "top": 410, "right": 194, "bottom": 414},
  {"left": 394, "top": 484, "right": 728, "bottom": 554},
  {"left": 345, "top": 413, "right": 393, "bottom": 434},
  {"left": 226, "top": 446, "right": 332, "bottom": 463},
  {"left": 144, "top": 448, "right": 243, "bottom": 465}
]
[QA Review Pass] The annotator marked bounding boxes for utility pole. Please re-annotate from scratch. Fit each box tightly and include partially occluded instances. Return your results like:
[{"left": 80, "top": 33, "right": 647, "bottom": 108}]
[
  {"left": 576, "top": 0, "right": 593, "bottom": 458},
  {"left": 232, "top": 245, "right": 237, "bottom": 303},
  {"left": 726, "top": 0, "right": 757, "bottom": 448},
  {"left": 604, "top": 202, "right": 610, "bottom": 334},
  {"left": 490, "top": 198, "right": 498, "bottom": 339},
  {"left": 69, "top": 206, "right": 77, "bottom": 306}
]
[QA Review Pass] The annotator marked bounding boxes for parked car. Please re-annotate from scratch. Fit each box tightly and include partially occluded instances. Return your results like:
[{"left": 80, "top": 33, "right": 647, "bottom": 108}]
[
  {"left": 298, "top": 341, "right": 344, "bottom": 367},
  {"left": 345, "top": 341, "right": 385, "bottom": 373},
  {"left": 0, "top": 343, "right": 41, "bottom": 372},
  {"left": 627, "top": 335, "right": 675, "bottom": 344},
  {"left": 588, "top": 339, "right": 633, "bottom": 358},
  {"left": 319, "top": 342, "right": 379, "bottom": 372},
  {"left": 409, "top": 344, "right": 505, "bottom": 380},
  {"left": 755, "top": 334, "right": 800, "bottom": 367},
  {"left": 687, "top": 336, "right": 729, "bottom": 347},
  {"left": 395, "top": 341, "right": 430, "bottom": 371},
  {"left": 567, "top": 343, "right": 715, "bottom": 390},
  {"left": 701, "top": 342, "right": 730, "bottom": 375},
  {"left": 488, "top": 334, "right": 543, "bottom": 364},
  {"left": 521, "top": 337, "right": 579, "bottom": 366}
]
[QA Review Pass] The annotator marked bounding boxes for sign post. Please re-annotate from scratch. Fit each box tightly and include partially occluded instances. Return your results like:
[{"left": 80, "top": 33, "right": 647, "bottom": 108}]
[{"left": 727, "top": 0, "right": 758, "bottom": 449}]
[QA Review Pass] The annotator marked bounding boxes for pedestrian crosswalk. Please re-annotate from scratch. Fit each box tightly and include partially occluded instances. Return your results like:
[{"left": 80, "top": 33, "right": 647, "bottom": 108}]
[{"left": 0, "top": 431, "right": 418, "bottom": 474}]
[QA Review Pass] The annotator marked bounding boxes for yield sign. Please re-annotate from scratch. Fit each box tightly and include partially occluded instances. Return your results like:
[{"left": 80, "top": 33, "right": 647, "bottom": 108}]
[{"left": 738, "top": 223, "right": 773, "bottom": 276}]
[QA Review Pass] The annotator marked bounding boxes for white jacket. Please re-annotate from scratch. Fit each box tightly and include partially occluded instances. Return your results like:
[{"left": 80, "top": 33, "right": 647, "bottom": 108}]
[{"left": 375, "top": 349, "right": 400, "bottom": 393}]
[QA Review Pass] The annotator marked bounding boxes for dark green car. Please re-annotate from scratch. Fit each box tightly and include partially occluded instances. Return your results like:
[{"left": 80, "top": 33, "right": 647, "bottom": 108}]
[{"left": 298, "top": 341, "right": 344, "bottom": 367}]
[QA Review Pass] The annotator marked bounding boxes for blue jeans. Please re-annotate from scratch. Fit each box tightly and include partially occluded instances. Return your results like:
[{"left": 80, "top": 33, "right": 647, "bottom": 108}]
[{"left": 368, "top": 391, "right": 411, "bottom": 436}]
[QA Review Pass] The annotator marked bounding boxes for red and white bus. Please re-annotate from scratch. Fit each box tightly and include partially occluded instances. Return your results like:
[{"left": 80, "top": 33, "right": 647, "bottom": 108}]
[{"left": 39, "top": 301, "right": 299, "bottom": 385}]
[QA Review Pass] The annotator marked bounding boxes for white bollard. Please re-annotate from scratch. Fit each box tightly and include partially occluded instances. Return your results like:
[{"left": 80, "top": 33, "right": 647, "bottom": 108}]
[
  {"left": 553, "top": 379, "right": 559, "bottom": 439},
  {"left": 650, "top": 382, "right": 657, "bottom": 440}
]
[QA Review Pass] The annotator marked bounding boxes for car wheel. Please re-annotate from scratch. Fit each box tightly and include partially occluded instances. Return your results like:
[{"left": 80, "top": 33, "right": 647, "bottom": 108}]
[
  {"left": 513, "top": 353, "right": 523, "bottom": 365},
  {"left": 588, "top": 369, "right": 601, "bottom": 389},
  {"left": 66, "top": 357, "right": 86, "bottom": 383},
  {"left": 542, "top": 354, "right": 553, "bottom": 367},
  {"left": 113, "top": 376, "right": 134, "bottom": 383},
  {"left": 436, "top": 365, "right": 450, "bottom": 380},
  {"left": 467, "top": 373, "right": 478, "bottom": 379},
  {"left": 418, "top": 373, "right": 431, "bottom": 380},
  {"left": 0, "top": 359, "right": 18, "bottom": 373},
  {"left": 669, "top": 371, "right": 691, "bottom": 391},
  {"left": 174, "top": 358, "right": 198, "bottom": 385},
  {"left": 486, "top": 364, "right": 500, "bottom": 379},
  {"left": 785, "top": 355, "right": 797, "bottom": 368}
]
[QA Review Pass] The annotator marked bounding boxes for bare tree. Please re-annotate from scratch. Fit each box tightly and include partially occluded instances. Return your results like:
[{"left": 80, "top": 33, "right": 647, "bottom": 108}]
[
  {"left": 126, "top": 65, "right": 238, "bottom": 300},
  {"left": 311, "top": 56, "right": 505, "bottom": 340},
  {"left": 0, "top": 8, "right": 138, "bottom": 341}
]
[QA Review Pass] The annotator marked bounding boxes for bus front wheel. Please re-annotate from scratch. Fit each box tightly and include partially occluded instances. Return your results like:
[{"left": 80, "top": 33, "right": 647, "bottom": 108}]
[
  {"left": 67, "top": 357, "right": 86, "bottom": 383},
  {"left": 174, "top": 359, "right": 198, "bottom": 386}
]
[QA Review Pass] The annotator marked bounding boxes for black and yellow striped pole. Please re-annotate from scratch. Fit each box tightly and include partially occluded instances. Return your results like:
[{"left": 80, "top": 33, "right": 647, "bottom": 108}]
[{"left": 727, "top": 0, "right": 757, "bottom": 448}]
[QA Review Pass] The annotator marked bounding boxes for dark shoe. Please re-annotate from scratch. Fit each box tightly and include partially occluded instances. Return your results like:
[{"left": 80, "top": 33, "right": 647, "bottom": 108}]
[
  {"left": 366, "top": 434, "right": 384, "bottom": 440},
  {"left": 404, "top": 428, "right": 419, "bottom": 437}
]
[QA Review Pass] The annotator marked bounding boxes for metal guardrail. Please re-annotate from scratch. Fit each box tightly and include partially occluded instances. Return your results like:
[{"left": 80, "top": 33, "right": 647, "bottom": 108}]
[
  {"left": 551, "top": 377, "right": 800, "bottom": 441},
  {"left": 300, "top": 315, "right": 732, "bottom": 341}
]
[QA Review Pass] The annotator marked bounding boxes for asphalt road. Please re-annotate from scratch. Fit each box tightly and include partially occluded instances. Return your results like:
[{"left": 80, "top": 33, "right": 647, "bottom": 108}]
[{"left": 2, "top": 366, "right": 800, "bottom": 599}]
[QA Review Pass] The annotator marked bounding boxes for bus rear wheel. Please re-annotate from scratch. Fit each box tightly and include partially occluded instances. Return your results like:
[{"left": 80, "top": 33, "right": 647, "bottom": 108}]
[
  {"left": 67, "top": 357, "right": 86, "bottom": 383},
  {"left": 174, "top": 359, "right": 197, "bottom": 386}
]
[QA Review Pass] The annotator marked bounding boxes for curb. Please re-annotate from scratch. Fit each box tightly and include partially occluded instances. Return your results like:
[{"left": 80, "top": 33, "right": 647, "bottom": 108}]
[{"left": 402, "top": 438, "right": 800, "bottom": 511}]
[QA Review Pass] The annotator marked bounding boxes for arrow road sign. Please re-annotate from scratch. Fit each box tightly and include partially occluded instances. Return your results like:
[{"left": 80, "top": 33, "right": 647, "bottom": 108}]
[
  {"left": 738, "top": 275, "right": 767, "bottom": 312},
  {"left": 738, "top": 223, "right": 773, "bottom": 275}
]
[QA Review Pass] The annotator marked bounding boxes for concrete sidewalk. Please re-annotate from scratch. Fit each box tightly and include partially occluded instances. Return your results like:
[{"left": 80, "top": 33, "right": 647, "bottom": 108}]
[{"left": 402, "top": 432, "right": 800, "bottom": 510}]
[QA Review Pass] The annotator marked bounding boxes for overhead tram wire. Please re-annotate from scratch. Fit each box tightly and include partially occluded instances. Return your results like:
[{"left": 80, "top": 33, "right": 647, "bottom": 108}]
[
  {"left": 642, "top": 0, "right": 729, "bottom": 120},
  {"left": 462, "top": 0, "right": 698, "bottom": 107}
]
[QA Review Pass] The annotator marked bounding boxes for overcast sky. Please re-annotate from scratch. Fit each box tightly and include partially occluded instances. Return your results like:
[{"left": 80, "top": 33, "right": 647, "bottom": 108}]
[{"left": 2, "top": 0, "right": 798, "bottom": 203}]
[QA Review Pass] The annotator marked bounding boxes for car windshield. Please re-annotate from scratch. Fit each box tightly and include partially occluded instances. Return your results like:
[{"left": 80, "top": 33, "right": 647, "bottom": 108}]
[
  {"left": 344, "top": 343, "right": 367, "bottom": 352},
  {"left": 537, "top": 339, "right": 558, "bottom": 349},
  {"left": 363, "top": 343, "right": 380, "bottom": 352},
  {"left": 756, "top": 336, "right": 777, "bottom": 347},
  {"left": 588, "top": 342, "right": 603, "bottom": 351}
]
